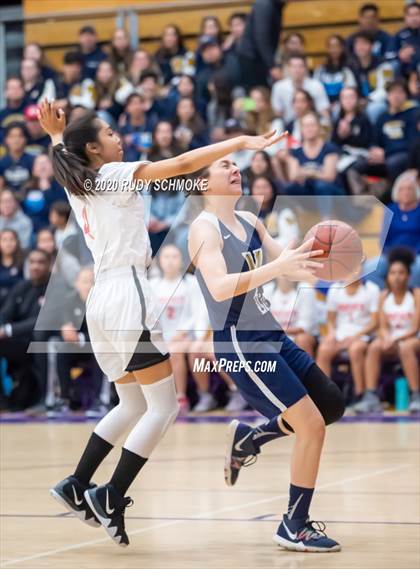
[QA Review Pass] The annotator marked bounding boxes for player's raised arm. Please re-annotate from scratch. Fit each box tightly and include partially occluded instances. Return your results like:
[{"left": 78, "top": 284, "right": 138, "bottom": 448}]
[
  {"left": 134, "top": 130, "right": 288, "bottom": 181},
  {"left": 188, "top": 221, "right": 324, "bottom": 302}
]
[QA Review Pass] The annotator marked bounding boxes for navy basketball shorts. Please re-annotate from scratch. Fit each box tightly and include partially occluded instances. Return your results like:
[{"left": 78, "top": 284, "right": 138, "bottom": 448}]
[{"left": 213, "top": 325, "right": 314, "bottom": 419}]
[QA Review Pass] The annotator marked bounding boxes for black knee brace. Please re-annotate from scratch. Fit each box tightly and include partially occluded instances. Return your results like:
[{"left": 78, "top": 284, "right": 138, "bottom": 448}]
[{"left": 301, "top": 363, "right": 345, "bottom": 425}]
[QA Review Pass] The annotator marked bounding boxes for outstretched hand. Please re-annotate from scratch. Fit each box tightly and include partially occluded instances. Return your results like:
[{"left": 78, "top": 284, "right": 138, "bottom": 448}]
[
  {"left": 37, "top": 99, "right": 66, "bottom": 138},
  {"left": 242, "top": 129, "right": 288, "bottom": 151},
  {"left": 275, "top": 238, "right": 324, "bottom": 284}
]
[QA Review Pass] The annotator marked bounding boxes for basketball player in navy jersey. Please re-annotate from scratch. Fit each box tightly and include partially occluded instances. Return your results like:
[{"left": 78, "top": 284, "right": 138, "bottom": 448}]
[{"left": 188, "top": 158, "right": 345, "bottom": 552}]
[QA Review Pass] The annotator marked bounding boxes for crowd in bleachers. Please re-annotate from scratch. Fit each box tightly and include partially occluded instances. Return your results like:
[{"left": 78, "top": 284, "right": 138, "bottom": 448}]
[{"left": 0, "top": 1, "right": 419, "bottom": 416}]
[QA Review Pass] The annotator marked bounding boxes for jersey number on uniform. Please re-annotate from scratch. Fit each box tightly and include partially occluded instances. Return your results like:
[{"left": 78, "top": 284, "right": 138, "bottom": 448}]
[
  {"left": 241, "top": 248, "right": 270, "bottom": 315},
  {"left": 82, "top": 206, "right": 95, "bottom": 240}
]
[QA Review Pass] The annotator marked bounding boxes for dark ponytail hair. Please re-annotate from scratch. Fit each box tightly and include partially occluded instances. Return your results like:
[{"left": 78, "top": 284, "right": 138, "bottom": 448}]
[{"left": 51, "top": 110, "right": 101, "bottom": 198}]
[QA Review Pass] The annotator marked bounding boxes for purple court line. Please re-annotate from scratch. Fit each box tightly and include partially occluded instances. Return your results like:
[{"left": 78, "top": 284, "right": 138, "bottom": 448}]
[
  {"left": 1, "top": 513, "right": 419, "bottom": 526},
  {"left": 1, "top": 412, "right": 419, "bottom": 424}
]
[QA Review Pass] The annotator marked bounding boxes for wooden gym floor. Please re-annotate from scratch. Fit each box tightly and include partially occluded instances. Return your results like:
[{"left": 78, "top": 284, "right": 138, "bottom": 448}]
[{"left": 0, "top": 414, "right": 419, "bottom": 569}]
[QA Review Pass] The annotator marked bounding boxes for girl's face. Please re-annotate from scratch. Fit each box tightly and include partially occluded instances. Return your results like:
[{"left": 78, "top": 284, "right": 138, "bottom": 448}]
[
  {"left": 24, "top": 43, "right": 42, "bottom": 62},
  {"left": 21, "top": 58, "right": 39, "bottom": 82},
  {"left": 94, "top": 120, "right": 123, "bottom": 162},
  {"left": 177, "top": 98, "right": 195, "bottom": 121},
  {"left": 397, "top": 178, "right": 418, "bottom": 206},
  {"left": 5, "top": 127, "right": 26, "bottom": 154},
  {"left": 293, "top": 92, "right": 311, "bottom": 116},
  {"left": 178, "top": 76, "right": 194, "bottom": 97},
  {"left": 250, "top": 89, "right": 267, "bottom": 113},
  {"left": 327, "top": 36, "right": 344, "bottom": 60},
  {"left": 205, "top": 157, "right": 242, "bottom": 198},
  {"left": 202, "top": 17, "right": 220, "bottom": 37},
  {"left": 301, "top": 114, "right": 320, "bottom": 141},
  {"left": 126, "top": 95, "right": 146, "bottom": 117},
  {"left": 251, "top": 152, "right": 269, "bottom": 174},
  {"left": 340, "top": 88, "right": 358, "bottom": 113},
  {"left": 96, "top": 61, "right": 114, "bottom": 84},
  {"left": 113, "top": 29, "right": 129, "bottom": 51},
  {"left": 37, "top": 230, "right": 56, "bottom": 254},
  {"left": 132, "top": 50, "right": 150, "bottom": 70},
  {"left": 33, "top": 154, "right": 53, "bottom": 179},
  {"left": 159, "top": 245, "right": 183, "bottom": 278},
  {"left": 285, "top": 34, "right": 304, "bottom": 53},
  {"left": 387, "top": 262, "right": 409, "bottom": 291},
  {"left": 354, "top": 38, "right": 372, "bottom": 59},
  {"left": 155, "top": 122, "right": 173, "bottom": 148},
  {"left": 162, "top": 26, "right": 179, "bottom": 50},
  {"left": 251, "top": 177, "right": 274, "bottom": 204},
  {"left": 0, "top": 231, "right": 18, "bottom": 257}
]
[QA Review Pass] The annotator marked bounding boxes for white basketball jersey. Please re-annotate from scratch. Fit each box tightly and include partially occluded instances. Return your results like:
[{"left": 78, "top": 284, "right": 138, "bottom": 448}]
[
  {"left": 149, "top": 274, "right": 210, "bottom": 342},
  {"left": 383, "top": 290, "right": 416, "bottom": 339},
  {"left": 265, "top": 283, "right": 318, "bottom": 335},
  {"left": 326, "top": 281, "right": 380, "bottom": 341},
  {"left": 65, "top": 161, "right": 152, "bottom": 275}
]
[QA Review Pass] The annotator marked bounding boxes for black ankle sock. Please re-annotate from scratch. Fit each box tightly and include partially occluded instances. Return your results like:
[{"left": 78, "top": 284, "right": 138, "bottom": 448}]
[
  {"left": 109, "top": 448, "right": 148, "bottom": 496},
  {"left": 73, "top": 432, "right": 114, "bottom": 485},
  {"left": 251, "top": 416, "right": 290, "bottom": 452}
]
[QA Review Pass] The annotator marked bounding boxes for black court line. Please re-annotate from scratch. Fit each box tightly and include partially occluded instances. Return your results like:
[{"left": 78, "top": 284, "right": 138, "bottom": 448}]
[
  {"left": 1, "top": 513, "right": 419, "bottom": 526},
  {"left": 1, "top": 447, "right": 419, "bottom": 472}
]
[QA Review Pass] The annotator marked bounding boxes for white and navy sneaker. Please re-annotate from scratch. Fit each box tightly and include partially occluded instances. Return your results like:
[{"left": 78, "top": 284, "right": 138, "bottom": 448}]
[
  {"left": 224, "top": 419, "right": 259, "bottom": 486},
  {"left": 84, "top": 483, "right": 133, "bottom": 547},
  {"left": 50, "top": 476, "right": 100, "bottom": 528},
  {"left": 274, "top": 515, "right": 341, "bottom": 552}
]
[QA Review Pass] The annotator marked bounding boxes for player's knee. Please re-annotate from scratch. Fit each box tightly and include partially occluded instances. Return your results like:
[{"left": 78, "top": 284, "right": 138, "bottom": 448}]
[
  {"left": 323, "top": 382, "right": 345, "bottom": 425},
  {"left": 348, "top": 342, "right": 364, "bottom": 358},
  {"left": 305, "top": 410, "right": 326, "bottom": 440},
  {"left": 302, "top": 364, "right": 345, "bottom": 425},
  {"left": 398, "top": 340, "right": 412, "bottom": 357}
]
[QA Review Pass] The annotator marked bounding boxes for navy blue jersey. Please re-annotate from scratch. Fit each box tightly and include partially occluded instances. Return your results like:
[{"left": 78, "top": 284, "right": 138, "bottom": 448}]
[
  {"left": 194, "top": 211, "right": 281, "bottom": 332},
  {"left": 193, "top": 210, "right": 314, "bottom": 419}
]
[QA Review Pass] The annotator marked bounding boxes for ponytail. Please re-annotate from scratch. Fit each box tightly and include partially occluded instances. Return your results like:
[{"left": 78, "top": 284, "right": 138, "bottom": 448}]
[{"left": 50, "top": 110, "right": 101, "bottom": 198}]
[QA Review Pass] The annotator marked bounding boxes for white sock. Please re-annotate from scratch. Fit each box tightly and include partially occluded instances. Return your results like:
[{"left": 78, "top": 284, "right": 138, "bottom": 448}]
[
  {"left": 94, "top": 382, "right": 147, "bottom": 445},
  {"left": 123, "top": 375, "right": 179, "bottom": 458}
]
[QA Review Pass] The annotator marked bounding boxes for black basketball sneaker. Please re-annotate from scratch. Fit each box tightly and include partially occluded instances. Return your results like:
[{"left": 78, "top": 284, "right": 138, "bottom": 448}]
[
  {"left": 50, "top": 476, "right": 100, "bottom": 528},
  {"left": 224, "top": 419, "right": 259, "bottom": 486},
  {"left": 84, "top": 483, "right": 133, "bottom": 547}
]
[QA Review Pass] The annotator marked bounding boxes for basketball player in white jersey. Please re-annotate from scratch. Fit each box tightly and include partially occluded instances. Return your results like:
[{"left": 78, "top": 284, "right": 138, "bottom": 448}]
[
  {"left": 265, "top": 276, "right": 318, "bottom": 356},
  {"left": 356, "top": 250, "right": 420, "bottom": 414},
  {"left": 37, "top": 100, "right": 285, "bottom": 546},
  {"left": 150, "top": 243, "right": 209, "bottom": 413},
  {"left": 316, "top": 276, "right": 380, "bottom": 401}
]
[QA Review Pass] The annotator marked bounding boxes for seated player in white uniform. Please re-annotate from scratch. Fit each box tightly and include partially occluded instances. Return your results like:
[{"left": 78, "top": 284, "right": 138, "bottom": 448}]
[
  {"left": 265, "top": 276, "right": 318, "bottom": 356},
  {"left": 356, "top": 250, "right": 420, "bottom": 414},
  {"left": 150, "top": 243, "right": 208, "bottom": 413},
  {"left": 316, "top": 276, "right": 380, "bottom": 402}
]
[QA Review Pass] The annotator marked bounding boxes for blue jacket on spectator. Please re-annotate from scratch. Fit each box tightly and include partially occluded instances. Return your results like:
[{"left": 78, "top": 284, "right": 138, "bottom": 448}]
[
  {"left": 382, "top": 201, "right": 420, "bottom": 255},
  {"left": 373, "top": 103, "right": 419, "bottom": 157},
  {"left": 21, "top": 181, "right": 67, "bottom": 234},
  {"left": 0, "top": 153, "right": 34, "bottom": 194},
  {"left": 79, "top": 47, "right": 108, "bottom": 80},
  {"left": 0, "top": 263, "right": 23, "bottom": 309},
  {"left": 392, "top": 26, "right": 420, "bottom": 75},
  {"left": 347, "top": 29, "right": 393, "bottom": 60},
  {"left": 121, "top": 115, "right": 158, "bottom": 161}
]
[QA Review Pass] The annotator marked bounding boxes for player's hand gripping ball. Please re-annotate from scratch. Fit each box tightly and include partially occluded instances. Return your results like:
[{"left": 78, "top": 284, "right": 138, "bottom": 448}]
[{"left": 303, "top": 220, "right": 363, "bottom": 281}]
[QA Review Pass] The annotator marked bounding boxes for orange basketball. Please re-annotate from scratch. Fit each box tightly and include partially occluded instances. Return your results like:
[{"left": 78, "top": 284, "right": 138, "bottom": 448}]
[{"left": 303, "top": 220, "right": 363, "bottom": 281}]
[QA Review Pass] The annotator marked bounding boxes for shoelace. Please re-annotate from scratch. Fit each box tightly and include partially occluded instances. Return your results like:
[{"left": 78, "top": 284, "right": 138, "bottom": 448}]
[
  {"left": 299, "top": 520, "right": 327, "bottom": 541},
  {"left": 119, "top": 497, "right": 134, "bottom": 531}
]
